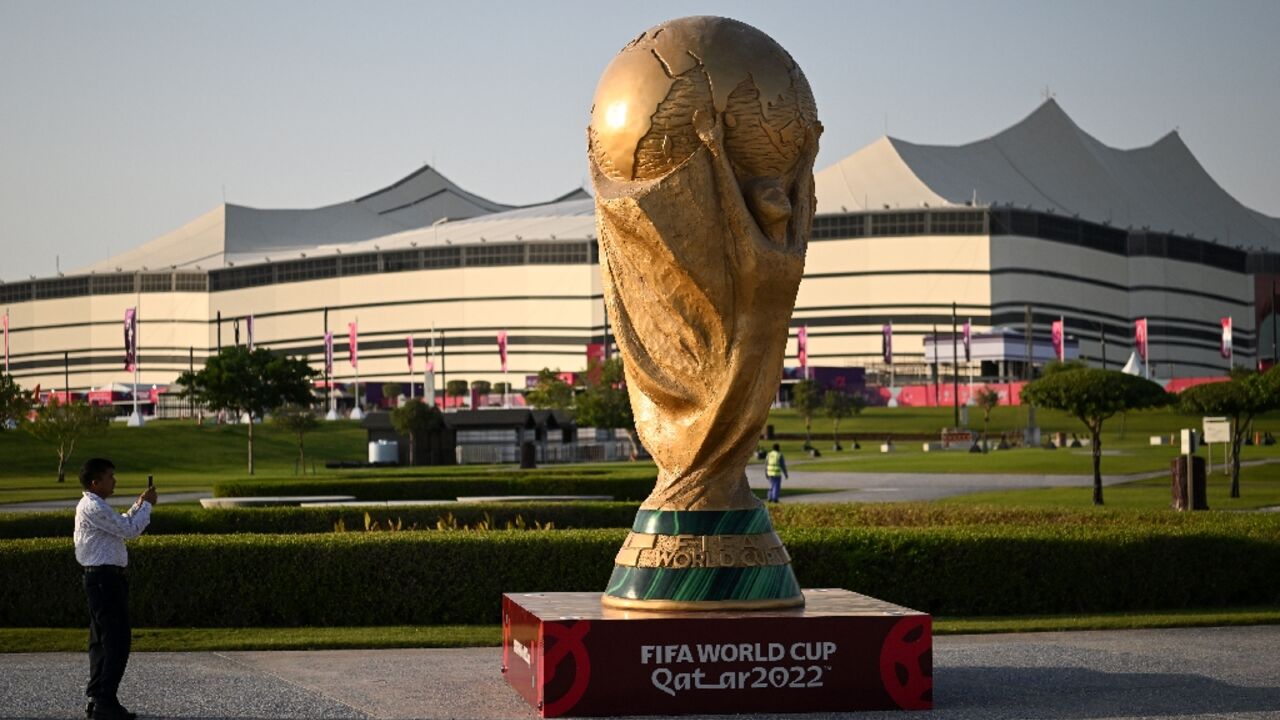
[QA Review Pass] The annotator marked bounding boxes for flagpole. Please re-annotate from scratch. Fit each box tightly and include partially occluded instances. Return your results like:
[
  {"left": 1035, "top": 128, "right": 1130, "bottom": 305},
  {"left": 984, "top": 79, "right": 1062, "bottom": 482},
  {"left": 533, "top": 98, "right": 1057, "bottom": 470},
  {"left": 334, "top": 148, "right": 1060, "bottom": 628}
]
[
  {"left": 350, "top": 317, "right": 363, "bottom": 421},
  {"left": 966, "top": 317, "right": 974, "bottom": 406},
  {"left": 128, "top": 294, "right": 144, "bottom": 427}
]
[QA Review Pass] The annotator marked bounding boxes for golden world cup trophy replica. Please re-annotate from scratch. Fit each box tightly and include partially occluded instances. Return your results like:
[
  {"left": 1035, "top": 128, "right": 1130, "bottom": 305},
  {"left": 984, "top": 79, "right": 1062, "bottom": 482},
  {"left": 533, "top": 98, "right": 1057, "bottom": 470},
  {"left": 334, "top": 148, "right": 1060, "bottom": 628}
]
[{"left": 588, "top": 16, "right": 821, "bottom": 610}]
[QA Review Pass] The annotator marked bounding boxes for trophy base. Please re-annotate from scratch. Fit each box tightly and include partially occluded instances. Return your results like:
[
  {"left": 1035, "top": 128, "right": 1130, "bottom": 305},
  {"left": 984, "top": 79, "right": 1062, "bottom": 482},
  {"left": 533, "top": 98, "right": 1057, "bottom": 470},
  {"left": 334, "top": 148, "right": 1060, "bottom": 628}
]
[{"left": 502, "top": 588, "right": 933, "bottom": 717}]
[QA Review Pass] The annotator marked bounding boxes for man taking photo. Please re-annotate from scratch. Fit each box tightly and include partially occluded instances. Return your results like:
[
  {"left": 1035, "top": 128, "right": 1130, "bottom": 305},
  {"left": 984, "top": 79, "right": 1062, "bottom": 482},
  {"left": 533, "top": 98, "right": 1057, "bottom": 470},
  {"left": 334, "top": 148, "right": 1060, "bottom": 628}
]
[{"left": 74, "top": 458, "right": 157, "bottom": 720}]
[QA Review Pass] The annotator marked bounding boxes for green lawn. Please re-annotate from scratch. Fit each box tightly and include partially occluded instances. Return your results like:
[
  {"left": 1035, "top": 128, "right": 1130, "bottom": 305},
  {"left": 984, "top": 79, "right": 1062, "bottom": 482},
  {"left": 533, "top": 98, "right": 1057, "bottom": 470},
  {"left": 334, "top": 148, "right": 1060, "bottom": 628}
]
[
  {"left": 937, "top": 460, "right": 1280, "bottom": 510},
  {"left": 0, "top": 420, "right": 368, "bottom": 503},
  {"left": 5, "top": 406, "right": 1280, "bottom": 504},
  {"left": 766, "top": 405, "right": 1280, "bottom": 438}
]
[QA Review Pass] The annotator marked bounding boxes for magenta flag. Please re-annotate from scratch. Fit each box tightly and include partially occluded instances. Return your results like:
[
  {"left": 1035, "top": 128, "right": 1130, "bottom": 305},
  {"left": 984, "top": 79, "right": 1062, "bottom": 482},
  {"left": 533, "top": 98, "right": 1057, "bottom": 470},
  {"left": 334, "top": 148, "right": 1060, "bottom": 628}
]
[
  {"left": 882, "top": 323, "right": 893, "bottom": 365},
  {"left": 324, "top": 332, "right": 334, "bottom": 375},
  {"left": 797, "top": 326, "right": 808, "bottom": 374},
  {"left": 348, "top": 322, "right": 358, "bottom": 368},
  {"left": 497, "top": 331, "right": 508, "bottom": 373},
  {"left": 1051, "top": 318, "right": 1064, "bottom": 361},
  {"left": 246, "top": 315, "right": 255, "bottom": 352},
  {"left": 1221, "top": 317, "right": 1233, "bottom": 359},
  {"left": 124, "top": 308, "right": 137, "bottom": 372},
  {"left": 962, "top": 319, "right": 971, "bottom": 362},
  {"left": 407, "top": 336, "right": 416, "bottom": 371},
  {"left": 1135, "top": 319, "right": 1148, "bottom": 362}
]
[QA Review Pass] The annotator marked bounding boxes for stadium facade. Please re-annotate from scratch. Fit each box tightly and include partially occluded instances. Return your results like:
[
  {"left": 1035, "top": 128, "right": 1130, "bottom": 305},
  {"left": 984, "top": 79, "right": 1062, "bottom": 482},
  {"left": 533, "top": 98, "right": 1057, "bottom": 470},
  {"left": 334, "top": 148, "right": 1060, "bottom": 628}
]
[{"left": 4, "top": 100, "right": 1279, "bottom": 400}]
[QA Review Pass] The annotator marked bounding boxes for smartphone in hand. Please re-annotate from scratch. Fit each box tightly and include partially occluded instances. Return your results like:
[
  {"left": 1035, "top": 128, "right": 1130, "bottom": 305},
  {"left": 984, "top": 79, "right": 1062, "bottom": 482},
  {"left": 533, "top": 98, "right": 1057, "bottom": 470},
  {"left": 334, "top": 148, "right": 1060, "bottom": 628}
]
[{"left": 147, "top": 474, "right": 154, "bottom": 488}]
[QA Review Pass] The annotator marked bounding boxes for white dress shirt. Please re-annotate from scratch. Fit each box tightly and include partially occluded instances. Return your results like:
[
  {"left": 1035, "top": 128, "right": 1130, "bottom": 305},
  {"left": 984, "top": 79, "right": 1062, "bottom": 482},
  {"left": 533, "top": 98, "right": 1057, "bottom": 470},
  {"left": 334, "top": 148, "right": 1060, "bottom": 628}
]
[{"left": 73, "top": 492, "right": 152, "bottom": 568}]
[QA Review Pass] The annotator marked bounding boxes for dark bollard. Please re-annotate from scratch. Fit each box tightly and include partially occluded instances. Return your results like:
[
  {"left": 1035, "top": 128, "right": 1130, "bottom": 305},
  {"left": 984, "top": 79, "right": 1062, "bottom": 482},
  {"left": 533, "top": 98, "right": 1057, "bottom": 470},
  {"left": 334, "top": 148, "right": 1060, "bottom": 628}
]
[
  {"left": 520, "top": 440, "right": 537, "bottom": 470},
  {"left": 1171, "top": 455, "right": 1208, "bottom": 511}
]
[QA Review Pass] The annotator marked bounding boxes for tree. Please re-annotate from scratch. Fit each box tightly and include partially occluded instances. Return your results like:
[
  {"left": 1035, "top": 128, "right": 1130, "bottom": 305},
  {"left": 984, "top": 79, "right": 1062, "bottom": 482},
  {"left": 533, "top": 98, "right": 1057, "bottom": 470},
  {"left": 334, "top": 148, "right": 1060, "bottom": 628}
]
[
  {"left": 0, "top": 372, "right": 34, "bottom": 430},
  {"left": 24, "top": 398, "right": 109, "bottom": 483},
  {"left": 822, "top": 387, "right": 864, "bottom": 449},
  {"left": 272, "top": 403, "right": 319, "bottom": 472},
  {"left": 1021, "top": 367, "right": 1169, "bottom": 505},
  {"left": 390, "top": 398, "right": 446, "bottom": 465},
  {"left": 973, "top": 386, "right": 1001, "bottom": 452},
  {"left": 493, "top": 381, "right": 512, "bottom": 396},
  {"left": 381, "top": 383, "right": 403, "bottom": 404},
  {"left": 470, "top": 379, "right": 492, "bottom": 405},
  {"left": 177, "top": 346, "right": 317, "bottom": 475},
  {"left": 791, "top": 380, "right": 821, "bottom": 447},
  {"left": 526, "top": 368, "right": 574, "bottom": 409},
  {"left": 1179, "top": 368, "right": 1280, "bottom": 498},
  {"left": 446, "top": 380, "right": 469, "bottom": 408},
  {"left": 576, "top": 357, "right": 638, "bottom": 458}
]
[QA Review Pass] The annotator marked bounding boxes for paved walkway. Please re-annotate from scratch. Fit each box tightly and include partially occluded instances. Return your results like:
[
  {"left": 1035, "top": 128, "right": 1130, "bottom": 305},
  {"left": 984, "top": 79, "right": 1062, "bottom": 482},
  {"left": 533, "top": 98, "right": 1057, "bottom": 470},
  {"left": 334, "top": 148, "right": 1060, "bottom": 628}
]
[
  {"left": 744, "top": 464, "right": 1164, "bottom": 503},
  {"left": 1, "top": 626, "right": 1277, "bottom": 719}
]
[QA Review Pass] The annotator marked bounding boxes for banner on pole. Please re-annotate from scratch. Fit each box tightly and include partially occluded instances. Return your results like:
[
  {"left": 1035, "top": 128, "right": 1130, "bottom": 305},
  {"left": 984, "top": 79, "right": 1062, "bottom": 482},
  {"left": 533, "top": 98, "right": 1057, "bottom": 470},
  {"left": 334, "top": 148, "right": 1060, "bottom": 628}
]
[
  {"left": 1221, "top": 317, "right": 1233, "bottom": 359},
  {"left": 1135, "top": 318, "right": 1149, "bottom": 362},
  {"left": 348, "top": 322, "right": 358, "bottom": 368},
  {"left": 407, "top": 336, "right": 415, "bottom": 372},
  {"left": 498, "top": 331, "right": 508, "bottom": 373},
  {"left": 2, "top": 310, "right": 8, "bottom": 374},
  {"left": 246, "top": 315, "right": 255, "bottom": 352},
  {"left": 882, "top": 323, "right": 893, "bottom": 365},
  {"left": 324, "top": 332, "right": 334, "bottom": 376},
  {"left": 1051, "top": 318, "right": 1064, "bottom": 361},
  {"left": 962, "top": 319, "right": 971, "bottom": 363},
  {"left": 124, "top": 308, "right": 138, "bottom": 372},
  {"left": 797, "top": 326, "right": 808, "bottom": 375}
]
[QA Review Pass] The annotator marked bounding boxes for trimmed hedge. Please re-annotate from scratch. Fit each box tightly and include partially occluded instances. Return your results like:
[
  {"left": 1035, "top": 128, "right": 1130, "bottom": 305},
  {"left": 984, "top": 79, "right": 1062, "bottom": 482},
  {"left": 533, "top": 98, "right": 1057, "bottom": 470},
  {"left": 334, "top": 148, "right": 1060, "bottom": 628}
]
[
  {"left": 4, "top": 524, "right": 1278, "bottom": 627},
  {"left": 211, "top": 470, "right": 657, "bottom": 502},
  {"left": 0, "top": 502, "right": 643, "bottom": 539},
  {"left": 6, "top": 502, "right": 1279, "bottom": 540}
]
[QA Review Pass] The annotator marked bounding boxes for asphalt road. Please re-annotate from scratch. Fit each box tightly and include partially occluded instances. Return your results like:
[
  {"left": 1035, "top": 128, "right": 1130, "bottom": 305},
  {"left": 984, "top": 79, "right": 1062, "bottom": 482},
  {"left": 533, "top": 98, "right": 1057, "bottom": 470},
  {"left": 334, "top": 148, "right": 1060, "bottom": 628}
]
[{"left": 2, "top": 626, "right": 1277, "bottom": 719}]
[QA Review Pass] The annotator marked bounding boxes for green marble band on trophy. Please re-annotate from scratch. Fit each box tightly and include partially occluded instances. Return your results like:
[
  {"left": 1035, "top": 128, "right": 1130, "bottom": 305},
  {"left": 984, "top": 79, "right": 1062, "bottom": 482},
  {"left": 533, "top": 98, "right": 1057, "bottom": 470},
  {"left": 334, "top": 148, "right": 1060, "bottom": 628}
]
[
  {"left": 588, "top": 16, "right": 820, "bottom": 611},
  {"left": 604, "top": 508, "right": 802, "bottom": 610}
]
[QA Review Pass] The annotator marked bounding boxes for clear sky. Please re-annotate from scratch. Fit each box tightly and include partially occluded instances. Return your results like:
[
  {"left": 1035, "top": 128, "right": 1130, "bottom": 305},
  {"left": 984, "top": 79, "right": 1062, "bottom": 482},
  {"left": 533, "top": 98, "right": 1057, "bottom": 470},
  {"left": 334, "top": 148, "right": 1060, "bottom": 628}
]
[{"left": 1, "top": 0, "right": 1277, "bottom": 281}]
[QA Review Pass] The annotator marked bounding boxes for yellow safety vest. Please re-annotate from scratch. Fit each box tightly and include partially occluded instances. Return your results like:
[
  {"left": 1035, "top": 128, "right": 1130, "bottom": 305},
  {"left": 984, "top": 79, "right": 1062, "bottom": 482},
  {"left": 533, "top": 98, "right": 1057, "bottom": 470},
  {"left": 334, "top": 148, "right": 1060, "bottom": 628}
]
[{"left": 766, "top": 450, "right": 783, "bottom": 477}]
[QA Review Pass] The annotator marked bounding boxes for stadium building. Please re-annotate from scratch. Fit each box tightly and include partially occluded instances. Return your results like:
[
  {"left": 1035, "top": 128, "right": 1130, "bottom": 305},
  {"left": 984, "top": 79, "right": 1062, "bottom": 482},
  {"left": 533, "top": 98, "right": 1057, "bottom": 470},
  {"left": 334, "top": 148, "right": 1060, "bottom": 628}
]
[{"left": 4, "top": 100, "right": 1279, "bottom": 406}]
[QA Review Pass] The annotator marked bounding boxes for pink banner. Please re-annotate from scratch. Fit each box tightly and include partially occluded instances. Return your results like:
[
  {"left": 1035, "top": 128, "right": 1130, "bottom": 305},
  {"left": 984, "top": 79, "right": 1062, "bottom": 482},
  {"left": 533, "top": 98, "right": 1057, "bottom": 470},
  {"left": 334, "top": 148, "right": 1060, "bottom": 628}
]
[
  {"left": 246, "top": 315, "right": 255, "bottom": 352},
  {"left": 407, "top": 336, "right": 415, "bottom": 371},
  {"left": 348, "top": 322, "right": 358, "bottom": 368},
  {"left": 1135, "top": 318, "right": 1148, "bottom": 362},
  {"left": 1051, "top": 319, "right": 1064, "bottom": 361},
  {"left": 882, "top": 323, "right": 893, "bottom": 365},
  {"left": 498, "top": 331, "right": 508, "bottom": 373},
  {"left": 1221, "top": 317, "right": 1233, "bottom": 359},
  {"left": 324, "top": 332, "right": 333, "bottom": 375},
  {"left": 797, "top": 326, "right": 808, "bottom": 375},
  {"left": 124, "top": 308, "right": 137, "bottom": 372}
]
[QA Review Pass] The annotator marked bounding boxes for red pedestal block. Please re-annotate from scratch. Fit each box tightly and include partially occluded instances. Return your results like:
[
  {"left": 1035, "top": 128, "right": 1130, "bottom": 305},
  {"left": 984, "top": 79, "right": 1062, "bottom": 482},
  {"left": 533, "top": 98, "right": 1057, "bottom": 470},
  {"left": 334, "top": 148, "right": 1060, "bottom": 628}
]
[{"left": 502, "top": 588, "right": 932, "bottom": 717}]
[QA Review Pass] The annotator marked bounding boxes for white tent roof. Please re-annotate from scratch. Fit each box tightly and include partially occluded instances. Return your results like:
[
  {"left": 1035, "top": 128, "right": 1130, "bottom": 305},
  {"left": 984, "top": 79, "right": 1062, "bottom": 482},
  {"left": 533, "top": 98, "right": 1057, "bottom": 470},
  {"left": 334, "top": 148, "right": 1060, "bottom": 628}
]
[
  {"left": 1120, "top": 351, "right": 1148, "bottom": 378},
  {"left": 814, "top": 100, "right": 1280, "bottom": 251},
  {"left": 79, "top": 165, "right": 584, "bottom": 273}
]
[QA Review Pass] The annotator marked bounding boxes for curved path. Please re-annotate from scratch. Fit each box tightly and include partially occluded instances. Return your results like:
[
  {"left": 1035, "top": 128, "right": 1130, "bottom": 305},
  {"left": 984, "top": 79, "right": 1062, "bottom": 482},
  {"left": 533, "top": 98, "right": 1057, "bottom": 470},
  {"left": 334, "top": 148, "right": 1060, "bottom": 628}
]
[{"left": 2, "top": 626, "right": 1277, "bottom": 718}]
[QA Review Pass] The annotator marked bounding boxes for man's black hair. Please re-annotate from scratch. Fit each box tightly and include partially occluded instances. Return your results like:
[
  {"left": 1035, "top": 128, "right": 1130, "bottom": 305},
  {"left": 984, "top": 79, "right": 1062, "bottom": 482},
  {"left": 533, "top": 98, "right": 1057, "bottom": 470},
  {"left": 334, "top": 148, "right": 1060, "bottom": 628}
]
[
  {"left": 79, "top": 458, "right": 115, "bottom": 489},
  {"left": 772, "top": 443, "right": 781, "bottom": 451}
]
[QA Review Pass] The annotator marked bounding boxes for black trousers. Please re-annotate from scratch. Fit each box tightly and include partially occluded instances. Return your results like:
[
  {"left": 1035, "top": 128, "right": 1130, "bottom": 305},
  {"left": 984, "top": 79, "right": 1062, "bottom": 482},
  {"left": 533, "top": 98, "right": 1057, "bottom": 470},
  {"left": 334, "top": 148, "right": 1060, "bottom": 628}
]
[{"left": 84, "top": 569, "right": 131, "bottom": 708}]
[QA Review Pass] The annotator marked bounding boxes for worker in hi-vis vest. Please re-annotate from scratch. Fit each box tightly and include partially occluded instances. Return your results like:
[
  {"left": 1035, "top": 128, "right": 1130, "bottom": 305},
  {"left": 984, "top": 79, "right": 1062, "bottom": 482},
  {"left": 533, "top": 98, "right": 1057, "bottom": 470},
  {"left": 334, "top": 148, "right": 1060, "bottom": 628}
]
[{"left": 765, "top": 443, "right": 788, "bottom": 503}]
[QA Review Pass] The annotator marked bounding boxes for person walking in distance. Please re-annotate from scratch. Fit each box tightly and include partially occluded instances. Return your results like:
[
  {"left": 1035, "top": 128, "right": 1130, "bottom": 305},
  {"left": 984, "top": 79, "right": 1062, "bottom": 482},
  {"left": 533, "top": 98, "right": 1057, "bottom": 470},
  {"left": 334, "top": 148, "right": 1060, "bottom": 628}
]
[
  {"left": 74, "top": 458, "right": 157, "bottom": 720},
  {"left": 765, "top": 443, "right": 788, "bottom": 503}
]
